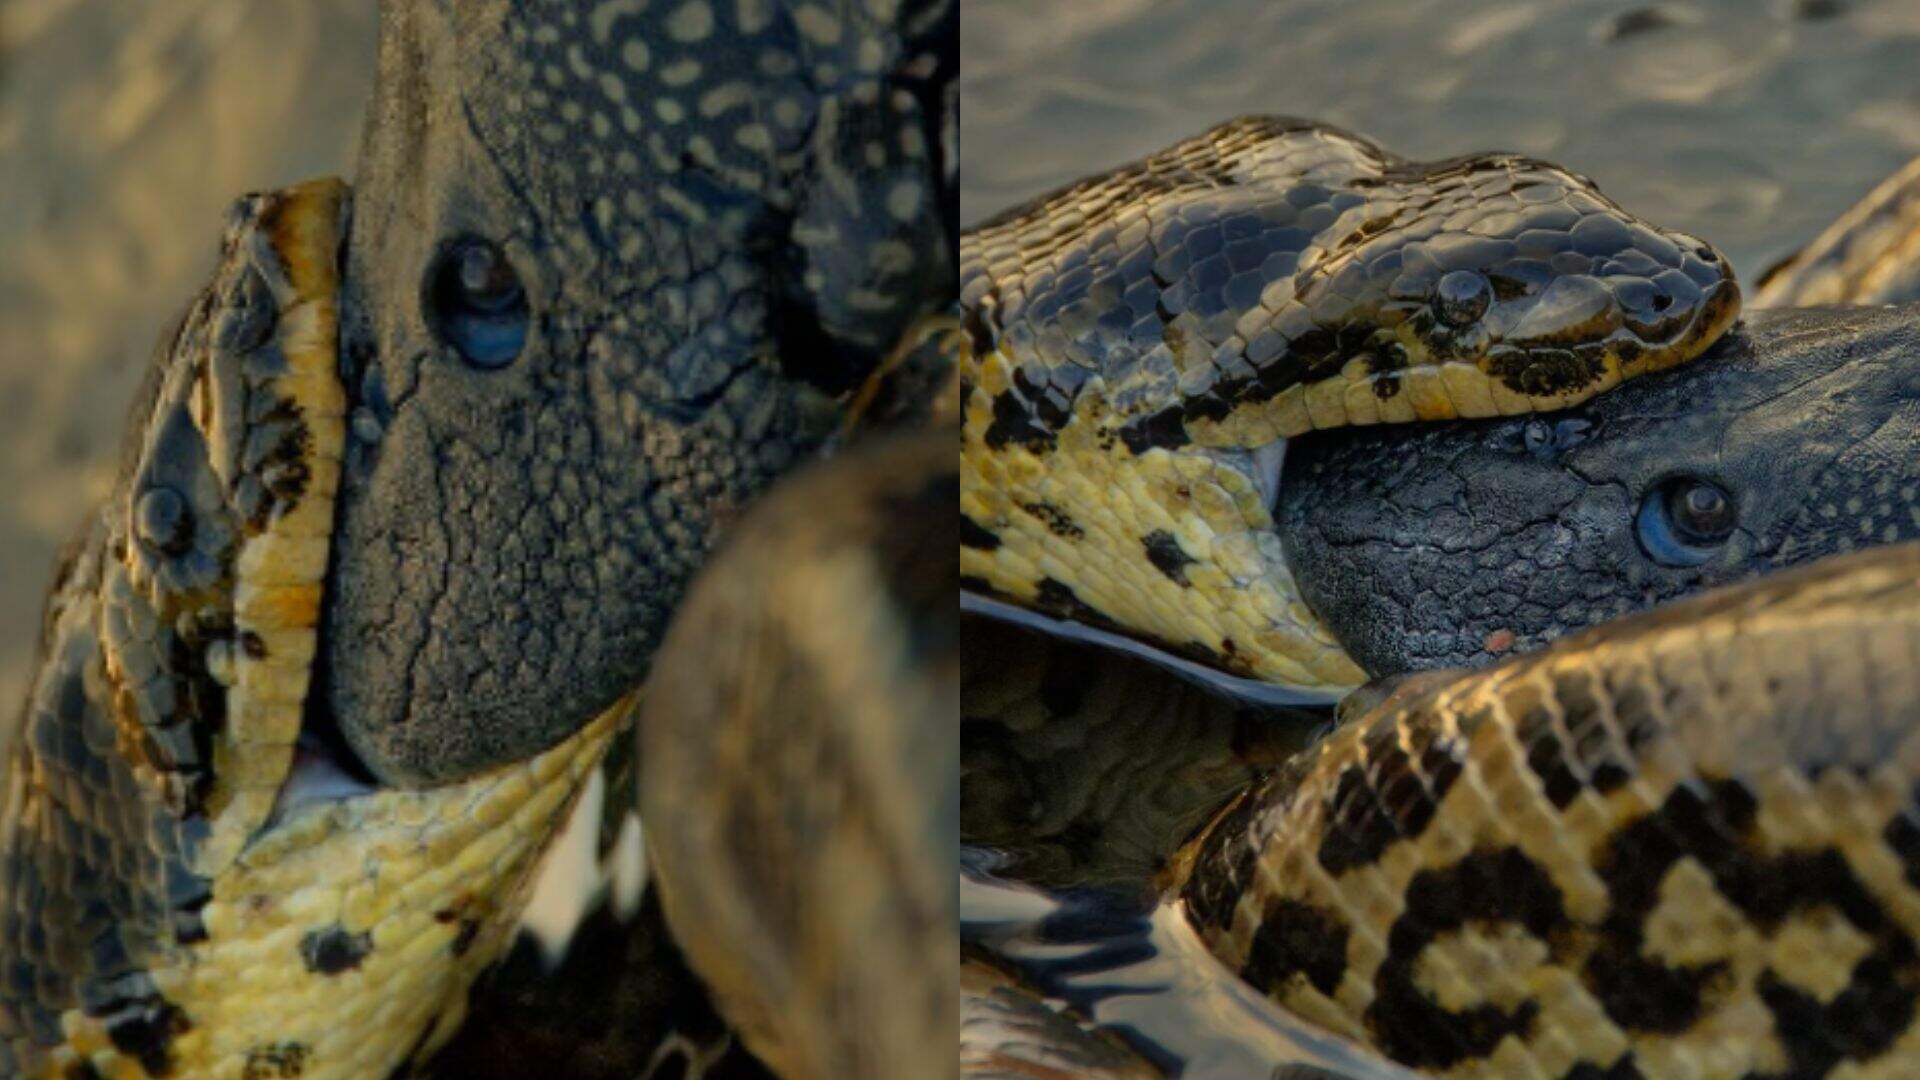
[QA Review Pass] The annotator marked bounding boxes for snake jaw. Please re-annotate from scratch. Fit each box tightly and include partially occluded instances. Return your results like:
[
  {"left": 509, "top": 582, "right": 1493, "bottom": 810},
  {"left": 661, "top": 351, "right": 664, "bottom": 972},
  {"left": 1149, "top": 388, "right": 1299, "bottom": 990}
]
[{"left": 7, "top": 179, "right": 626, "bottom": 1079}]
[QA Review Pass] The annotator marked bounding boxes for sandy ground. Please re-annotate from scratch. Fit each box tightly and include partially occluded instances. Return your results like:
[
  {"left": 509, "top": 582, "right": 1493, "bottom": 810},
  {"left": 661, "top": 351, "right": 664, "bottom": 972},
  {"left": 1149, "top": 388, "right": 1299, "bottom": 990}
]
[{"left": 0, "top": 0, "right": 375, "bottom": 716}]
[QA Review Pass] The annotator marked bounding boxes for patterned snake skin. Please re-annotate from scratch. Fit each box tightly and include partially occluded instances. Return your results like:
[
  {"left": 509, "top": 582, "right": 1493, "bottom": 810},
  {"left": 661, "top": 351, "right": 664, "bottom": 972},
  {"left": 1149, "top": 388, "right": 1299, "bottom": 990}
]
[
  {"left": 0, "top": 0, "right": 958, "bottom": 1074},
  {"left": 1183, "top": 543, "right": 1920, "bottom": 1077},
  {"left": 958, "top": 116, "right": 1740, "bottom": 694}
]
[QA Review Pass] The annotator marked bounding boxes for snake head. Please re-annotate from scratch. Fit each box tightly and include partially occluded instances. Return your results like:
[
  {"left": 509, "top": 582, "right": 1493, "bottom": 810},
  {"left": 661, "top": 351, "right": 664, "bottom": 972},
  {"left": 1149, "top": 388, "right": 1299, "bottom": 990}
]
[
  {"left": 1293, "top": 154, "right": 1741, "bottom": 407},
  {"left": 318, "top": 0, "right": 954, "bottom": 786}
]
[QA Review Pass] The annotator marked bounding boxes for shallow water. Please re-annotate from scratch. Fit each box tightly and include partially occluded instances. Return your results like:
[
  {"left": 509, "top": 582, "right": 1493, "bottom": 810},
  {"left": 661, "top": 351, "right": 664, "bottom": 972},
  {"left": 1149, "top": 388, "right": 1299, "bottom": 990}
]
[
  {"left": 962, "top": 0, "right": 1920, "bottom": 283},
  {"left": 959, "top": 609, "right": 1385, "bottom": 1074}
]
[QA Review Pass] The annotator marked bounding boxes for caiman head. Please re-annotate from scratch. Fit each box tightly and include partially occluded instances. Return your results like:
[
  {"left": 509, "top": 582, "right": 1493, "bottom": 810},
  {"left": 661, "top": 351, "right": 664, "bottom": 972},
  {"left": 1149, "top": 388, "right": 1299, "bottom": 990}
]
[
  {"left": 1279, "top": 302, "right": 1920, "bottom": 678},
  {"left": 322, "top": 0, "right": 956, "bottom": 784}
]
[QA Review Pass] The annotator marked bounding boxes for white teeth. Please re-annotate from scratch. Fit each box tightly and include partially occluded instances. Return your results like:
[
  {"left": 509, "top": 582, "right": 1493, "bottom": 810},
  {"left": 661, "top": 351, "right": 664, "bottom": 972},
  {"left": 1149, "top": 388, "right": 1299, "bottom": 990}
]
[
  {"left": 268, "top": 736, "right": 378, "bottom": 823},
  {"left": 1253, "top": 439, "right": 1288, "bottom": 508},
  {"left": 609, "top": 811, "right": 648, "bottom": 919},
  {"left": 520, "top": 768, "right": 609, "bottom": 966}
]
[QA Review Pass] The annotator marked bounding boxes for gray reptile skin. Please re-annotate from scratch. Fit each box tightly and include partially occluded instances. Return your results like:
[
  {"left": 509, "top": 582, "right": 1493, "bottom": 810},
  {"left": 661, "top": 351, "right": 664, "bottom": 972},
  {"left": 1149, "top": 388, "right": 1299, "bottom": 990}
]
[
  {"left": 1280, "top": 302, "right": 1920, "bottom": 679},
  {"left": 323, "top": 0, "right": 956, "bottom": 784}
]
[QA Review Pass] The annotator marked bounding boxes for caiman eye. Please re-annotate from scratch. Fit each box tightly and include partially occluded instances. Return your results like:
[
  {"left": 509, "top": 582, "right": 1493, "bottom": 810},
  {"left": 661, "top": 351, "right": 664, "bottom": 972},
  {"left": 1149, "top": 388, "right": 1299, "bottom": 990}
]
[
  {"left": 1637, "top": 475, "right": 1737, "bottom": 566},
  {"left": 1434, "top": 270, "right": 1492, "bottom": 326},
  {"left": 426, "top": 236, "right": 528, "bottom": 368}
]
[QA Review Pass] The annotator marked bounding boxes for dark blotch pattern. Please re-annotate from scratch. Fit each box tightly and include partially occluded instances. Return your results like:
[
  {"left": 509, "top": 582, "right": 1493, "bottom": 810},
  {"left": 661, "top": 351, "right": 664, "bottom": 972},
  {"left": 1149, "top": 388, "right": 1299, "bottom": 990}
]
[
  {"left": 1117, "top": 406, "right": 1191, "bottom": 454},
  {"left": 0, "top": 188, "right": 305, "bottom": 1072},
  {"left": 1242, "top": 899, "right": 1351, "bottom": 998},
  {"left": 1586, "top": 780, "right": 1754, "bottom": 1032},
  {"left": 298, "top": 925, "right": 373, "bottom": 976},
  {"left": 1141, "top": 529, "right": 1197, "bottom": 585},
  {"left": 1316, "top": 765, "right": 1404, "bottom": 874},
  {"left": 1515, "top": 703, "right": 1584, "bottom": 809},
  {"left": 1316, "top": 713, "right": 1464, "bottom": 875},
  {"left": 963, "top": 114, "right": 1733, "bottom": 444},
  {"left": 1020, "top": 501, "right": 1084, "bottom": 540},
  {"left": 982, "top": 387, "right": 1059, "bottom": 454},
  {"left": 959, "top": 514, "right": 1002, "bottom": 551},
  {"left": 1885, "top": 811, "right": 1920, "bottom": 891},
  {"left": 1032, "top": 577, "right": 1111, "bottom": 628},
  {"left": 1565, "top": 1059, "right": 1645, "bottom": 1080},
  {"left": 1590, "top": 779, "right": 1920, "bottom": 1059},
  {"left": 97, "top": 980, "right": 191, "bottom": 1077},
  {"left": 1182, "top": 792, "right": 1273, "bottom": 935},
  {"left": 1367, "top": 846, "right": 1560, "bottom": 1068},
  {"left": 242, "top": 1041, "right": 311, "bottom": 1078}
]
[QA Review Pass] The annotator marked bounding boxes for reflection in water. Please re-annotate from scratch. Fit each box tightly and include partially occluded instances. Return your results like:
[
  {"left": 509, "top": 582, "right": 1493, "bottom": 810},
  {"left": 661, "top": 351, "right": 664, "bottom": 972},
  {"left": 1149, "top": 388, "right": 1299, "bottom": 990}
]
[
  {"left": 961, "top": 864, "right": 1413, "bottom": 1078},
  {"left": 962, "top": 0, "right": 1920, "bottom": 282},
  {"left": 961, "top": 610, "right": 1395, "bottom": 1074},
  {"left": 962, "top": 951, "right": 1161, "bottom": 1077},
  {"left": 962, "top": 610, "right": 1328, "bottom": 888}
]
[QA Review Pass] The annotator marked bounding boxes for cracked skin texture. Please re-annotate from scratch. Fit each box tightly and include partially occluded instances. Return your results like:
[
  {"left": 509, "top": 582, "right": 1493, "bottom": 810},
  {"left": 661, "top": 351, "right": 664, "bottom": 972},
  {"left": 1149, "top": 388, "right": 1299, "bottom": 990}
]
[
  {"left": 1280, "top": 303, "right": 1920, "bottom": 678},
  {"left": 961, "top": 119, "right": 1920, "bottom": 1078},
  {"left": 324, "top": 0, "right": 956, "bottom": 785}
]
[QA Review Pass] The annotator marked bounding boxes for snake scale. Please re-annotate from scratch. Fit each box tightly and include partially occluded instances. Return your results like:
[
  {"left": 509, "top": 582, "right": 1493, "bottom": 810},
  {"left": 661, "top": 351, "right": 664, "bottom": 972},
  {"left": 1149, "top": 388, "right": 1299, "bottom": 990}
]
[{"left": 961, "top": 118, "right": 1920, "bottom": 1077}]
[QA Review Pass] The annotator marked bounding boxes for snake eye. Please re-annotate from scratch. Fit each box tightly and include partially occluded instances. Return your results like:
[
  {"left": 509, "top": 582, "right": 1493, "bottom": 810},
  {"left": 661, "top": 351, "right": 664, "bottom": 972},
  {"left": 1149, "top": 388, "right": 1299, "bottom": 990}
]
[
  {"left": 425, "top": 237, "right": 528, "bottom": 368},
  {"left": 1637, "top": 476, "right": 1737, "bottom": 566},
  {"left": 1434, "top": 270, "right": 1492, "bottom": 326}
]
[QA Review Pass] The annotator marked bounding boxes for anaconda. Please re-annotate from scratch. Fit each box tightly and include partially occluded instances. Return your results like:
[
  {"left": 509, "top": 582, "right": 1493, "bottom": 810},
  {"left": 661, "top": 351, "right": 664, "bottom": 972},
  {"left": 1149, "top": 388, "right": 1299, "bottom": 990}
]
[
  {"left": 960, "top": 121, "right": 1920, "bottom": 1077},
  {"left": 0, "top": 0, "right": 955, "bottom": 1075},
  {"left": 959, "top": 115, "right": 1740, "bottom": 695}
]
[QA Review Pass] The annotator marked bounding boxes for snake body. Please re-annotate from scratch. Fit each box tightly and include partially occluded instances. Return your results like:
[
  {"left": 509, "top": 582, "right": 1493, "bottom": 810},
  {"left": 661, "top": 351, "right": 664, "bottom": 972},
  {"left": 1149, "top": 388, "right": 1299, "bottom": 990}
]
[
  {"left": 1181, "top": 542, "right": 1920, "bottom": 1077},
  {"left": 639, "top": 423, "right": 958, "bottom": 1079},
  {"left": 2, "top": 0, "right": 958, "bottom": 1074}
]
